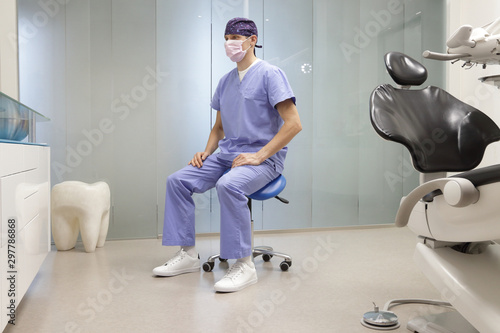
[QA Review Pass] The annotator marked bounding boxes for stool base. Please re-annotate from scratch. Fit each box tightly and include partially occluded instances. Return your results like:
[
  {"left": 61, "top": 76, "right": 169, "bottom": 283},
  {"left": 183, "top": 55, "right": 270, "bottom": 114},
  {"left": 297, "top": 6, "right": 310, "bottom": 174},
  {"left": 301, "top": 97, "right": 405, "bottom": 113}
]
[{"left": 203, "top": 246, "right": 292, "bottom": 272}]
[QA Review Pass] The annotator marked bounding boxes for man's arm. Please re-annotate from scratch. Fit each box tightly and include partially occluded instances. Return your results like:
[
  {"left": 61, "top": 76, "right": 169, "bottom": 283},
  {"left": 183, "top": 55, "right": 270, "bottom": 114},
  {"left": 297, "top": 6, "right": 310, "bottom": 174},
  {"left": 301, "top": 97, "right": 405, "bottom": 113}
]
[
  {"left": 231, "top": 99, "right": 302, "bottom": 168},
  {"left": 189, "top": 111, "right": 225, "bottom": 168}
]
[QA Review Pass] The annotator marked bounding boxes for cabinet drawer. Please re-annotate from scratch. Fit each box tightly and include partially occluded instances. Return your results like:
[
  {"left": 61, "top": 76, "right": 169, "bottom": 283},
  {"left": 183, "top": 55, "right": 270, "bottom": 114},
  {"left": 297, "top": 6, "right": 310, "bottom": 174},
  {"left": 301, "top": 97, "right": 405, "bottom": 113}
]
[
  {"left": 0, "top": 143, "right": 39, "bottom": 177},
  {"left": 23, "top": 145, "right": 39, "bottom": 171},
  {"left": 16, "top": 215, "right": 50, "bottom": 300},
  {"left": 19, "top": 189, "right": 39, "bottom": 231},
  {"left": 0, "top": 173, "right": 25, "bottom": 247},
  {"left": 0, "top": 143, "right": 24, "bottom": 177}
]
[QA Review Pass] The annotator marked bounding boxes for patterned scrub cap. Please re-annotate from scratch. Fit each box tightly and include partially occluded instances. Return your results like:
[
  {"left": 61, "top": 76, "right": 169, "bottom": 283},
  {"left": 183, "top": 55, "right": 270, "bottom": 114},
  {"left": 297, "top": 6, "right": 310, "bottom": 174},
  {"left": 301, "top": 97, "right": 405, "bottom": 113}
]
[{"left": 225, "top": 17, "right": 262, "bottom": 48}]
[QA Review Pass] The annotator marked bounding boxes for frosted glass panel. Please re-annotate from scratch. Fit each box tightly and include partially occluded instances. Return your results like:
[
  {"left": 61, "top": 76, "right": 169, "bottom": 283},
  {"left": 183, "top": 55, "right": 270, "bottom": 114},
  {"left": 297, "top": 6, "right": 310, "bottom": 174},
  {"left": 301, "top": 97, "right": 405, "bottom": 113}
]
[
  {"left": 157, "top": 0, "right": 212, "bottom": 234},
  {"left": 108, "top": 0, "right": 158, "bottom": 238},
  {"left": 313, "top": 0, "right": 363, "bottom": 227},
  {"left": 358, "top": 0, "right": 407, "bottom": 226},
  {"left": 20, "top": 0, "right": 159, "bottom": 240},
  {"left": 311, "top": 0, "right": 445, "bottom": 228},
  {"left": 261, "top": 0, "right": 313, "bottom": 230}
]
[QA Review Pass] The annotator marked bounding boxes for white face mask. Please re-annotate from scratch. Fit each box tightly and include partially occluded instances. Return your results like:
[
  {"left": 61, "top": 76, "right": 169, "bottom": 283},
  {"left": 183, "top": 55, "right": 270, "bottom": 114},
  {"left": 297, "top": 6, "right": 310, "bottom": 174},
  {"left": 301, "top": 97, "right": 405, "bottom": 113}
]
[{"left": 224, "top": 37, "right": 251, "bottom": 62}]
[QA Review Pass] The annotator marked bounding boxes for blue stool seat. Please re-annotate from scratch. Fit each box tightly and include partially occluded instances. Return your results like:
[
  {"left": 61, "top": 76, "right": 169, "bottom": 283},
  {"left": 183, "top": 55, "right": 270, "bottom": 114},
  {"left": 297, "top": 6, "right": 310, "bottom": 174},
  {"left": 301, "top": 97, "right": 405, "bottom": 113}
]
[
  {"left": 203, "top": 173, "right": 292, "bottom": 272},
  {"left": 248, "top": 174, "right": 287, "bottom": 201}
]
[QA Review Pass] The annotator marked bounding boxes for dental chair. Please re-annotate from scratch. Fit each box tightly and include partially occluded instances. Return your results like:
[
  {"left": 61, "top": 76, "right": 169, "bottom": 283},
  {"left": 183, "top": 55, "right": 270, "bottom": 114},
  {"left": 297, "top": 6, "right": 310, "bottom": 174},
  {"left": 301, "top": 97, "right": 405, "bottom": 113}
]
[{"left": 369, "top": 52, "right": 500, "bottom": 333}]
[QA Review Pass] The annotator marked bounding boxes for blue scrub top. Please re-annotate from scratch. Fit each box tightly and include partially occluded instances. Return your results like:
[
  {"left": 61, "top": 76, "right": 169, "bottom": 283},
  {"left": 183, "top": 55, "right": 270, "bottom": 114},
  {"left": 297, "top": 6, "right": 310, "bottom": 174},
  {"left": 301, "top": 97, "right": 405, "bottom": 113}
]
[{"left": 210, "top": 60, "right": 296, "bottom": 173}]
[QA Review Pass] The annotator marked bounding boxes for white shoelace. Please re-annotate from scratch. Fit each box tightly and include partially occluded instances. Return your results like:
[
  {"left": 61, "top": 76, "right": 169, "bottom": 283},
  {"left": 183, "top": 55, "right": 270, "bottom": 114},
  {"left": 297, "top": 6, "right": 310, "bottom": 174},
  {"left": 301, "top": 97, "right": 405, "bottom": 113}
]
[
  {"left": 163, "top": 249, "right": 185, "bottom": 266},
  {"left": 223, "top": 262, "right": 246, "bottom": 280}
]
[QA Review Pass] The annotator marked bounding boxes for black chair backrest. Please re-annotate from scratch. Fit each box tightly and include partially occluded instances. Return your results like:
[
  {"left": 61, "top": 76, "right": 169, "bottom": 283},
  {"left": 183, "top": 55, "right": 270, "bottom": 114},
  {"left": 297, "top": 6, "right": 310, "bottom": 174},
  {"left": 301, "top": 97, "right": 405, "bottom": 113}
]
[
  {"left": 370, "top": 52, "right": 500, "bottom": 173},
  {"left": 384, "top": 52, "right": 428, "bottom": 86}
]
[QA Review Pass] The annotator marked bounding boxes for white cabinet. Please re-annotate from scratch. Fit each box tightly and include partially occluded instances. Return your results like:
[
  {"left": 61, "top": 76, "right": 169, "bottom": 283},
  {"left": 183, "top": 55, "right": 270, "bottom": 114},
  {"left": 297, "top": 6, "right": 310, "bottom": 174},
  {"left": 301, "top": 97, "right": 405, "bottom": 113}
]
[{"left": 0, "top": 142, "right": 50, "bottom": 331}]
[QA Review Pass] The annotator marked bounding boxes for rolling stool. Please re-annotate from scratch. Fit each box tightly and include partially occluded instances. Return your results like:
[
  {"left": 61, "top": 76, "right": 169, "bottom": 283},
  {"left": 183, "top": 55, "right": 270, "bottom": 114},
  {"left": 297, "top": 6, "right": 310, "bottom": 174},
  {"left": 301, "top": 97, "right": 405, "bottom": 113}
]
[{"left": 202, "top": 174, "right": 293, "bottom": 272}]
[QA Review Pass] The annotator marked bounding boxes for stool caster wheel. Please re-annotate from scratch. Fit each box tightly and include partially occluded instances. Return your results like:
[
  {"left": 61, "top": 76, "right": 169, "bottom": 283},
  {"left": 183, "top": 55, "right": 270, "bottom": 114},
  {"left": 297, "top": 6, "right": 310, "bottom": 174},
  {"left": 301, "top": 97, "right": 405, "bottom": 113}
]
[
  {"left": 262, "top": 254, "right": 273, "bottom": 262},
  {"left": 219, "top": 258, "right": 227, "bottom": 262},
  {"left": 280, "top": 261, "right": 291, "bottom": 271},
  {"left": 203, "top": 262, "right": 214, "bottom": 272}
]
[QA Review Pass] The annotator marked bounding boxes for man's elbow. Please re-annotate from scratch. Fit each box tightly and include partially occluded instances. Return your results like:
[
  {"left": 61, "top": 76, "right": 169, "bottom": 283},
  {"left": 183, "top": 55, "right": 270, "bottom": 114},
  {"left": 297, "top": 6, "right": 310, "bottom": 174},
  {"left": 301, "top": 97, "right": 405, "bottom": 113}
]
[
  {"left": 291, "top": 119, "right": 302, "bottom": 136},
  {"left": 296, "top": 121, "right": 303, "bottom": 134}
]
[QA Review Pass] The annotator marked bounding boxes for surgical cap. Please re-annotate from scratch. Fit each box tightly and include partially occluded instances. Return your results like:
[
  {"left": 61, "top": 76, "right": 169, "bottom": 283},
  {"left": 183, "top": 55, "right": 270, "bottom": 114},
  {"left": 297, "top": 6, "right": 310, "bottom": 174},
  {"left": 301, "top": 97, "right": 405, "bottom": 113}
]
[{"left": 225, "top": 17, "right": 262, "bottom": 48}]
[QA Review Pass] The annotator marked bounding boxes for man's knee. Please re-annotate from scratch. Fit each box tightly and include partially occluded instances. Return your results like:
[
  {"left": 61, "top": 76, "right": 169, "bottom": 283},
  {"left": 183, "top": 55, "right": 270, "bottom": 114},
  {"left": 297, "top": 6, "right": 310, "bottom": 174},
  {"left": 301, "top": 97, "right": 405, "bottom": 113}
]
[
  {"left": 216, "top": 175, "right": 248, "bottom": 199},
  {"left": 216, "top": 173, "right": 240, "bottom": 193},
  {"left": 215, "top": 175, "right": 229, "bottom": 193},
  {"left": 166, "top": 173, "right": 179, "bottom": 187},
  {"left": 166, "top": 169, "right": 189, "bottom": 191}
]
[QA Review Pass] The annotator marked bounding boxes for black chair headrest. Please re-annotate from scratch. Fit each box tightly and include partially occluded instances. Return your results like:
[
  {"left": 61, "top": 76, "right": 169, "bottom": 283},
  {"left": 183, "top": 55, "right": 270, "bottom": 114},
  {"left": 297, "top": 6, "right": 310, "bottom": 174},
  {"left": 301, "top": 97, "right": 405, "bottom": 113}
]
[{"left": 384, "top": 52, "right": 428, "bottom": 86}]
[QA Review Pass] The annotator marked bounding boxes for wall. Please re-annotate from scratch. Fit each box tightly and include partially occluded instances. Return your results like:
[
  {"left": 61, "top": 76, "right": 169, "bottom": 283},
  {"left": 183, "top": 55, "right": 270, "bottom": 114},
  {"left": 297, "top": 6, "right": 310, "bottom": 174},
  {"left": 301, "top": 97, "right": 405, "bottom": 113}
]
[
  {"left": 447, "top": 0, "right": 500, "bottom": 166},
  {"left": 0, "top": 0, "right": 19, "bottom": 98},
  {"left": 16, "top": 0, "right": 446, "bottom": 240}
]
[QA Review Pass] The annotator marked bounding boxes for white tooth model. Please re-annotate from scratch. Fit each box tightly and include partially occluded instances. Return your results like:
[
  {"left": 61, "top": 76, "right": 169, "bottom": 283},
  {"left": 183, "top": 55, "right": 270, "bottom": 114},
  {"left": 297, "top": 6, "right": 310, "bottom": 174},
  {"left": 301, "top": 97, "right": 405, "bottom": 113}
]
[{"left": 51, "top": 181, "right": 111, "bottom": 253}]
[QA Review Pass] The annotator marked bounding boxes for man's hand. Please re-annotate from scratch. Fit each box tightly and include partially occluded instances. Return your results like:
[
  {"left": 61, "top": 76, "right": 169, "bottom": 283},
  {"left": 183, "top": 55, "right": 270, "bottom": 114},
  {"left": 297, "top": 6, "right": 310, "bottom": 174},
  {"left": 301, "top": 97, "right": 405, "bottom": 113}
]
[
  {"left": 232, "top": 153, "right": 263, "bottom": 168},
  {"left": 189, "top": 152, "right": 209, "bottom": 168}
]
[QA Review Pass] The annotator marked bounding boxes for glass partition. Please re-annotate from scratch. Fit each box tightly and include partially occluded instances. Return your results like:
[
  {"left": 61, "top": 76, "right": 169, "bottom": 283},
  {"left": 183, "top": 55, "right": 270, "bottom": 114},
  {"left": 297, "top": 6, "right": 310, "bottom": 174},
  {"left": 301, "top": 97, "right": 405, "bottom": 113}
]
[{"left": 18, "top": 0, "right": 446, "bottom": 240}]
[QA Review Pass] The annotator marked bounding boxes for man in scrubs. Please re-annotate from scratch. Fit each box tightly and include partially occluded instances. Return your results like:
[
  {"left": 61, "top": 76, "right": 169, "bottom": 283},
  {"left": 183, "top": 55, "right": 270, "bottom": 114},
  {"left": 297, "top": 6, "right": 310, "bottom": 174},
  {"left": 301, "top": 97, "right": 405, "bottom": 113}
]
[{"left": 153, "top": 17, "right": 302, "bottom": 293}]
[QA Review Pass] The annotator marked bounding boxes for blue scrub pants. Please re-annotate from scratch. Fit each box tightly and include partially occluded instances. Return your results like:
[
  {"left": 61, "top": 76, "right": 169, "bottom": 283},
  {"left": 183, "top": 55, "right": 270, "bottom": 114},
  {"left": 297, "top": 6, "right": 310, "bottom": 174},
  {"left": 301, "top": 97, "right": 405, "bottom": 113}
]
[{"left": 162, "top": 154, "right": 280, "bottom": 259}]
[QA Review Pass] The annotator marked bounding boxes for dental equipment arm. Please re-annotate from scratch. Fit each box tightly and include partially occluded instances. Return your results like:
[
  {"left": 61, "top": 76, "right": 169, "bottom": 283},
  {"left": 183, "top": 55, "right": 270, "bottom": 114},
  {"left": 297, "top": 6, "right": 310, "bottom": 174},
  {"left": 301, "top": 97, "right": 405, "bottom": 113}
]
[
  {"left": 422, "top": 50, "right": 471, "bottom": 61},
  {"left": 395, "top": 178, "right": 479, "bottom": 227}
]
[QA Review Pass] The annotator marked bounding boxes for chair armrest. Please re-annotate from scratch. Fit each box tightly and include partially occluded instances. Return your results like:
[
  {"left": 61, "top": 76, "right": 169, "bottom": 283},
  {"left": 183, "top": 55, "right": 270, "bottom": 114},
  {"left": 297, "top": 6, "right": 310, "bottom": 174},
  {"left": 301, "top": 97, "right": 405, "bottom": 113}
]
[{"left": 396, "top": 178, "right": 479, "bottom": 227}]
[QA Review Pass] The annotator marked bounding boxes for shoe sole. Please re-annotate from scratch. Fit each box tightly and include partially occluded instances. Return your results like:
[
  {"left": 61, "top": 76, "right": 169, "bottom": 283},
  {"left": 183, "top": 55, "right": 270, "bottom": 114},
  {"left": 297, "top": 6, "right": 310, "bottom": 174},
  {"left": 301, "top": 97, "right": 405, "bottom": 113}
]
[
  {"left": 153, "top": 266, "right": 200, "bottom": 277},
  {"left": 214, "top": 277, "right": 258, "bottom": 293}
]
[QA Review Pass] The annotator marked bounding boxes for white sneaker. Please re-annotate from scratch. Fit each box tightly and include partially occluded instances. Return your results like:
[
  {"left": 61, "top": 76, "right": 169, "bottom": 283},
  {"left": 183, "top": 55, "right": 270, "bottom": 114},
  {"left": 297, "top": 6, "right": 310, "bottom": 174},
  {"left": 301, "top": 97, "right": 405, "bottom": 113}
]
[
  {"left": 153, "top": 249, "right": 200, "bottom": 277},
  {"left": 214, "top": 261, "right": 258, "bottom": 292}
]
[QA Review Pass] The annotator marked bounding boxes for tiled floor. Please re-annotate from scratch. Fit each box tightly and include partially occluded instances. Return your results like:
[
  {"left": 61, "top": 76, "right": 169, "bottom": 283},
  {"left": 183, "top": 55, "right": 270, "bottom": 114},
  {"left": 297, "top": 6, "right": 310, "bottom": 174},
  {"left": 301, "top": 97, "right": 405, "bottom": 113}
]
[{"left": 4, "top": 226, "right": 452, "bottom": 333}]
